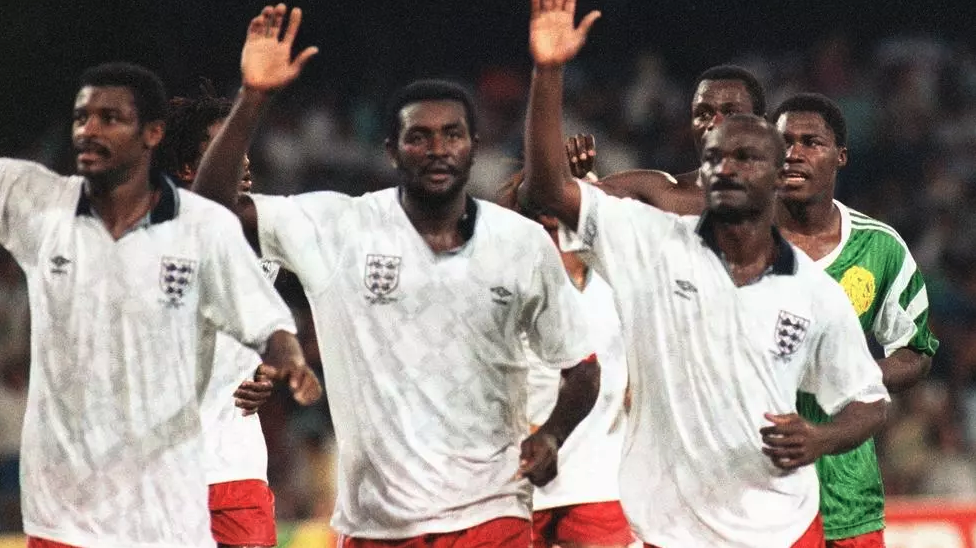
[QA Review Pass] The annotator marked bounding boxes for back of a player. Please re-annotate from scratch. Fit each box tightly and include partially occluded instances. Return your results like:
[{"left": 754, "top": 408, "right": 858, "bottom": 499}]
[
  {"left": 797, "top": 201, "right": 939, "bottom": 545},
  {"left": 200, "top": 261, "right": 281, "bottom": 548},
  {"left": 526, "top": 271, "right": 633, "bottom": 548}
]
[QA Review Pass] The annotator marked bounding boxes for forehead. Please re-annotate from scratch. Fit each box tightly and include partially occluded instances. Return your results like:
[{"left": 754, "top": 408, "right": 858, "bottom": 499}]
[
  {"left": 692, "top": 79, "right": 753, "bottom": 109},
  {"left": 398, "top": 99, "right": 468, "bottom": 131},
  {"left": 776, "top": 111, "right": 832, "bottom": 138},
  {"left": 705, "top": 122, "right": 774, "bottom": 151},
  {"left": 74, "top": 85, "right": 137, "bottom": 112}
]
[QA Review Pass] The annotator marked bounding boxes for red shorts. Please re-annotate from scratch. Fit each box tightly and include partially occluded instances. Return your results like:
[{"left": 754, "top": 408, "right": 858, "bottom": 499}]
[
  {"left": 27, "top": 538, "right": 81, "bottom": 548},
  {"left": 338, "top": 517, "right": 530, "bottom": 548},
  {"left": 532, "top": 501, "right": 635, "bottom": 547},
  {"left": 209, "top": 479, "right": 277, "bottom": 547},
  {"left": 827, "top": 530, "right": 885, "bottom": 548},
  {"left": 645, "top": 513, "right": 826, "bottom": 548}
]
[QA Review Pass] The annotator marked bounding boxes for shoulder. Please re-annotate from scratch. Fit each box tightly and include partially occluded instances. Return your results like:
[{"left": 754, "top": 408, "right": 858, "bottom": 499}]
[
  {"left": 178, "top": 190, "right": 242, "bottom": 228},
  {"left": 0, "top": 158, "right": 82, "bottom": 188},
  {"left": 475, "top": 198, "right": 550, "bottom": 243},
  {"left": 794, "top": 251, "right": 858, "bottom": 318},
  {"left": 841, "top": 202, "right": 911, "bottom": 253}
]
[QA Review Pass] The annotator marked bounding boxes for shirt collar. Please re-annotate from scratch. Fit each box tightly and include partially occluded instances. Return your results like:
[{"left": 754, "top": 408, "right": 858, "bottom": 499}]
[
  {"left": 75, "top": 171, "right": 181, "bottom": 224},
  {"left": 695, "top": 211, "right": 797, "bottom": 276}
]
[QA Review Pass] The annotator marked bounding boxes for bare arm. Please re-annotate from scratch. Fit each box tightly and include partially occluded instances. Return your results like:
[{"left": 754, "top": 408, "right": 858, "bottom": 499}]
[
  {"left": 259, "top": 329, "right": 322, "bottom": 406},
  {"left": 761, "top": 399, "right": 887, "bottom": 470},
  {"left": 521, "top": 0, "right": 601, "bottom": 229},
  {"left": 192, "top": 4, "right": 317, "bottom": 244},
  {"left": 519, "top": 356, "right": 600, "bottom": 486},
  {"left": 879, "top": 347, "right": 932, "bottom": 394}
]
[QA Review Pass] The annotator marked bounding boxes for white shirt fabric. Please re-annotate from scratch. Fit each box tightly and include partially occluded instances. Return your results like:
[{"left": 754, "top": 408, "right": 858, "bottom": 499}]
[
  {"left": 559, "top": 181, "right": 889, "bottom": 548},
  {"left": 251, "top": 188, "right": 592, "bottom": 539},
  {"left": 526, "top": 271, "right": 628, "bottom": 511},
  {"left": 199, "top": 260, "right": 281, "bottom": 486},
  {"left": 0, "top": 159, "right": 296, "bottom": 548}
]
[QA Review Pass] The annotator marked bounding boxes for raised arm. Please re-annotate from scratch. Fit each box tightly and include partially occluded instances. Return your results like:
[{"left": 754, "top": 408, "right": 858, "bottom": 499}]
[
  {"left": 192, "top": 4, "right": 317, "bottom": 243},
  {"left": 522, "top": 0, "right": 601, "bottom": 229}
]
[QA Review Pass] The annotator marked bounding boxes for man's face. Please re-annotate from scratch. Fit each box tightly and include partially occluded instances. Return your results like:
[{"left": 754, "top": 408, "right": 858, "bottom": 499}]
[
  {"left": 386, "top": 99, "right": 476, "bottom": 204},
  {"left": 72, "top": 86, "right": 159, "bottom": 182},
  {"left": 775, "top": 111, "right": 847, "bottom": 205},
  {"left": 691, "top": 79, "right": 755, "bottom": 154},
  {"left": 699, "top": 122, "right": 782, "bottom": 221}
]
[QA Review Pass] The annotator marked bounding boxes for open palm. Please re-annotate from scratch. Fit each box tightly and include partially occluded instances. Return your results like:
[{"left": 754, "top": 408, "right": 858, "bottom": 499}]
[
  {"left": 241, "top": 4, "right": 318, "bottom": 92},
  {"left": 529, "top": 0, "right": 601, "bottom": 67}
]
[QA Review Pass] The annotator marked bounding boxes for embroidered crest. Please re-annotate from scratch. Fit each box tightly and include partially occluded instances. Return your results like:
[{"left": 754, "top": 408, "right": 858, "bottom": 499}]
[
  {"left": 773, "top": 310, "right": 810, "bottom": 357},
  {"left": 159, "top": 256, "right": 197, "bottom": 308},
  {"left": 364, "top": 254, "right": 401, "bottom": 304}
]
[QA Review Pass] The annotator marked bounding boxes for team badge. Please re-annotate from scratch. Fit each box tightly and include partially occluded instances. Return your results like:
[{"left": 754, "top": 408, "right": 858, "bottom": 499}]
[
  {"left": 773, "top": 310, "right": 810, "bottom": 357},
  {"left": 839, "top": 265, "right": 876, "bottom": 316},
  {"left": 159, "top": 256, "right": 197, "bottom": 308},
  {"left": 260, "top": 259, "right": 281, "bottom": 282},
  {"left": 364, "top": 254, "right": 401, "bottom": 304}
]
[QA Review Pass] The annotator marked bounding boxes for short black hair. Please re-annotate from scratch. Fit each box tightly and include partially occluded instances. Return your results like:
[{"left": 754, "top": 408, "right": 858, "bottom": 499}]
[
  {"left": 79, "top": 62, "right": 168, "bottom": 125},
  {"left": 158, "top": 79, "right": 232, "bottom": 178},
  {"left": 384, "top": 79, "right": 478, "bottom": 144},
  {"left": 771, "top": 92, "right": 848, "bottom": 148},
  {"left": 694, "top": 65, "right": 766, "bottom": 116},
  {"left": 721, "top": 113, "right": 787, "bottom": 166}
]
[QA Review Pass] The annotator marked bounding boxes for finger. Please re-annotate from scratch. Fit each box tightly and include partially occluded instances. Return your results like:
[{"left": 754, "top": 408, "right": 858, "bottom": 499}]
[
  {"left": 233, "top": 387, "right": 269, "bottom": 402},
  {"left": 531, "top": 0, "right": 541, "bottom": 19},
  {"left": 577, "top": 10, "right": 602, "bottom": 36},
  {"left": 563, "top": 0, "right": 575, "bottom": 15},
  {"left": 283, "top": 7, "right": 303, "bottom": 44},
  {"left": 270, "top": 3, "right": 287, "bottom": 38},
  {"left": 764, "top": 412, "right": 798, "bottom": 423},
  {"left": 541, "top": 0, "right": 555, "bottom": 12},
  {"left": 762, "top": 434, "right": 803, "bottom": 448},
  {"left": 292, "top": 46, "right": 320, "bottom": 71},
  {"left": 263, "top": 6, "right": 276, "bottom": 37},
  {"left": 248, "top": 11, "right": 268, "bottom": 37},
  {"left": 585, "top": 134, "right": 596, "bottom": 156}
]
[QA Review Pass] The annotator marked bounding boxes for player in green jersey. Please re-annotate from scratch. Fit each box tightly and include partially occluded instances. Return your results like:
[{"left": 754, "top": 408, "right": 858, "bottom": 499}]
[{"left": 773, "top": 92, "right": 939, "bottom": 547}]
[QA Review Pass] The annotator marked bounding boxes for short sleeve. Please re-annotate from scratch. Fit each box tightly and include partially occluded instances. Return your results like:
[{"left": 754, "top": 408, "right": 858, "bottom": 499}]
[
  {"left": 251, "top": 191, "right": 351, "bottom": 293},
  {"left": 800, "top": 281, "right": 890, "bottom": 416},
  {"left": 873, "top": 247, "right": 939, "bottom": 357},
  {"left": 198, "top": 206, "right": 296, "bottom": 357},
  {"left": 557, "top": 180, "right": 679, "bottom": 282},
  {"left": 520, "top": 229, "right": 593, "bottom": 369},
  {"left": 0, "top": 158, "right": 76, "bottom": 266}
]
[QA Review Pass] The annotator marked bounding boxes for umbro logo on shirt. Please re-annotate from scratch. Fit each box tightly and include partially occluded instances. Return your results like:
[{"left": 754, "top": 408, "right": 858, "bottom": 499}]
[
  {"left": 490, "top": 286, "right": 513, "bottom": 305},
  {"left": 674, "top": 279, "right": 698, "bottom": 300},
  {"left": 50, "top": 255, "right": 71, "bottom": 274}
]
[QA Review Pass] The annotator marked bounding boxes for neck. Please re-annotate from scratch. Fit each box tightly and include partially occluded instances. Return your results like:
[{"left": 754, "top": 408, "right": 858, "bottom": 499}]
[
  {"left": 775, "top": 194, "right": 838, "bottom": 235},
  {"left": 560, "top": 251, "right": 589, "bottom": 290},
  {"left": 87, "top": 161, "right": 158, "bottom": 237},
  {"left": 399, "top": 186, "right": 468, "bottom": 236},
  {"left": 712, "top": 209, "right": 775, "bottom": 266}
]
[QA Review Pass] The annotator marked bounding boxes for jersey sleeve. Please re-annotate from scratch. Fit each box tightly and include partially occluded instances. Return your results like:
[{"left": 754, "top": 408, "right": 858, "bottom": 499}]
[
  {"left": 873, "top": 246, "right": 939, "bottom": 357},
  {"left": 0, "top": 158, "right": 74, "bottom": 266},
  {"left": 251, "top": 191, "right": 351, "bottom": 293},
  {"left": 198, "top": 206, "right": 297, "bottom": 357},
  {"left": 520, "top": 229, "right": 594, "bottom": 369},
  {"left": 557, "top": 180, "right": 679, "bottom": 282},
  {"left": 801, "top": 280, "right": 890, "bottom": 416}
]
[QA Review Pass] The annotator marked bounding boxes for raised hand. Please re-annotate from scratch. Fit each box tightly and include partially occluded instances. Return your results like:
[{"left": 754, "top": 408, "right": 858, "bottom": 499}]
[
  {"left": 242, "top": 4, "right": 319, "bottom": 93},
  {"left": 565, "top": 133, "right": 597, "bottom": 180},
  {"left": 529, "top": 0, "right": 601, "bottom": 67}
]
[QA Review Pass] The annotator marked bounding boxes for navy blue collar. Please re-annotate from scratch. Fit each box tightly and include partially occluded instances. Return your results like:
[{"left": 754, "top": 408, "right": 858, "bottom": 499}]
[
  {"left": 695, "top": 211, "right": 797, "bottom": 276},
  {"left": 76, "top": 171, "right": 180, "bottom": 224}
]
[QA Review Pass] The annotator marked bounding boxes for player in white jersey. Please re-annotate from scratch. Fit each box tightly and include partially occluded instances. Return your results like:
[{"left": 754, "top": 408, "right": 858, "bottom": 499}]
[
  {"left": 1, "top": 62, "right": 321, "bottom": 548},
  {"left": 498, "top": 169, "right": 634, "bottom": 548},
  {"left": 191, "top": 5, "right": 600, "bottom": 547},
  {"left": 160, "top": 89, "right": 284, "bottom": 548},
  {"left": 521, "top": 3, "right": 889, "bottom": 546}
]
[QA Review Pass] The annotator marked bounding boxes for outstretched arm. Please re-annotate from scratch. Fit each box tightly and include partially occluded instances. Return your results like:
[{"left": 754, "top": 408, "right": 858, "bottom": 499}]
[
  {"left": 192, "top": 4, "right": 317, "bottom": 244},
  {"left": 522, "top": 0, "right": 601, "bottom": 229}
]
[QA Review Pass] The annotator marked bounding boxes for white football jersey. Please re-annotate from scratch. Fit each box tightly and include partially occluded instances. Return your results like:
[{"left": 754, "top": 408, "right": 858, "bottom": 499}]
[
  {"left": 252, "top": 188, "right": 592, "bottom": 539},
  {"left": 199, "top": 260, "right": 281, "bottom": 485},
  {"left": 0, "top": 159, "right": 295, "bottom": 548},
  {"left": 560, "top": 181, "right": 888, "bottom": 548},
  {"left": 526, "top": 271, "right": 628, "bottom": 510}
]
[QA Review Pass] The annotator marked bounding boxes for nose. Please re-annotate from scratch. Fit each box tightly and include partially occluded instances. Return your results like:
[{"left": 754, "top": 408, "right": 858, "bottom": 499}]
[
  {"left": 715, "top": 155, "right": 735, "bottom": 177},
  {"left": 427, "top": 134, "right": 447, "bottom": 157},
  {"left": 785, "top": 143, "right": 802, "bottom": 163},
  {"left": 706, "top": 112, "right": 725, "bottom": 132},
  {"left": 75, "top": 116, "right": 99, "bottom": 138}
]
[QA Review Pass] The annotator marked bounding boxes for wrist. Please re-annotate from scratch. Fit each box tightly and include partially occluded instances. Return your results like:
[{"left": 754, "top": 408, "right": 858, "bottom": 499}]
[{"left": 239, "top": 85, "right": 276, "bottom": 105}]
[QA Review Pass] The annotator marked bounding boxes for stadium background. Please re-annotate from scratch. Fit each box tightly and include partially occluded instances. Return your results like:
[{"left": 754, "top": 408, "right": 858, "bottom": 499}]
[{"left": 2, "top": 0, "right": 976, "bottom": 546}]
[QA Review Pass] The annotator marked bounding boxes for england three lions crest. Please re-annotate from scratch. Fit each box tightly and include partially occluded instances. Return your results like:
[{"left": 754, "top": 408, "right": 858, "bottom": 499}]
[
  {"left": 364, "top": 254, "right": 401, "bottom": 304},
  {"left": 160, "top": 256, "right": 197, "bottom": 308},
  {"left": 773, "top": 310, "right": 810, "bottom": 357}
]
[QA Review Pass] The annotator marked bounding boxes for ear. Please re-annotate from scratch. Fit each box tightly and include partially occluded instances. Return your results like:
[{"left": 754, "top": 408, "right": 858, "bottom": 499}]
[
  {"left": 176, "top": 163, "right": 196, "bottom": 185},
  {"left": 470, "top": 132, "right": 480, "bottom": 159},
  {"left": 384, "top": 138, "right": 399, "bottom": 169},
  {"left": 142, "top": 120, "right": 166, "bottom": 149},
  {"left": 837, "top": 146, "right": 848, "bottom": 169}
]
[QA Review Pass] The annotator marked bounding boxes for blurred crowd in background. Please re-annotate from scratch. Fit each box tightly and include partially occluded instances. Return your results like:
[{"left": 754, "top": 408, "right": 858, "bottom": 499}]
[{"left": 2, "top": 30, "right": 976, "bottom": 532}]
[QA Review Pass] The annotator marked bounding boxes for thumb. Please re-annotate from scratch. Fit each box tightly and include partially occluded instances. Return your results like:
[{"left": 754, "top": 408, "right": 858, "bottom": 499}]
[
  {"left": 292, "top": 46, "right": 319, "bottom": 70},
  {"left": 577, "top": 11, "right": 602, "bottom": 36},
  {"left": 257, "top": 363, "right": 283, "bottom": 381}
]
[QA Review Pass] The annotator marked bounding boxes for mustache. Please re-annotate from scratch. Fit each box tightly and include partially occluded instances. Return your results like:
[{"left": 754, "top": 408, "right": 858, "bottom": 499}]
[
  {"left": 73, "top": 139, "right": 110, "bottom": 156},
  {"left": 709, "top": 177, "right": 746, "bottom": 191}
]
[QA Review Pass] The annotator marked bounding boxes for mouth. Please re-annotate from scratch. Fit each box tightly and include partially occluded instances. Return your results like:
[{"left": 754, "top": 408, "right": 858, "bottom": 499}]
[
  {"left": 421, "top": 164, "right": 456, "bottom": 184},
  {"left": 782, "top": 170, "right": 809, "bottom": 185},
  {"left": 74, "top": 143, "right": 109, "bottom": 164},
  {"left": 709, "top": 179, "right": 746, "bottom": 193}
]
